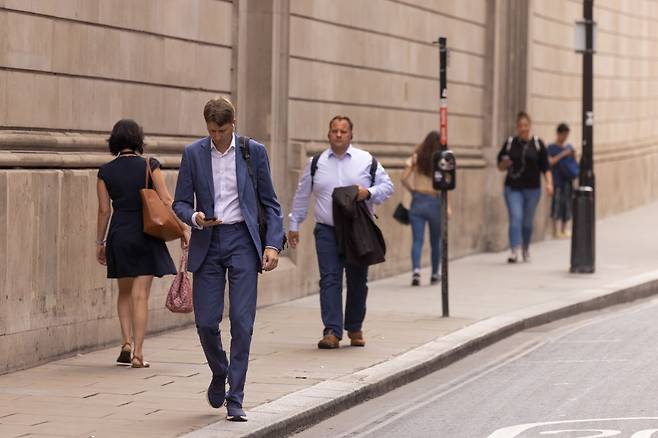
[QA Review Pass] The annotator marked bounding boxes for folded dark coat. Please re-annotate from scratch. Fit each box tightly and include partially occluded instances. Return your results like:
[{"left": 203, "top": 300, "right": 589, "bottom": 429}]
[{"left": 331, "top": 185, "right": 386, "bottom": 266}]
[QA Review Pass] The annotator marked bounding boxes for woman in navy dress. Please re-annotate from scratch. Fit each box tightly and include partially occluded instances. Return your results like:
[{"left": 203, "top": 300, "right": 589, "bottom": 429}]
[{"left": 96, "top": 119, "right": 189, "bottom": 368}]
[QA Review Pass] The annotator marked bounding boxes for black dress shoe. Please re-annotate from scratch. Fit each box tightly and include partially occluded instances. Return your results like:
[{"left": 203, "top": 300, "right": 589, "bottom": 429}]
[
  {"left": 207, "top": 375, "right": 226, "bottom": 409},
  {"left": 226, "top": 402, "right": 247, "bottom": 422}
]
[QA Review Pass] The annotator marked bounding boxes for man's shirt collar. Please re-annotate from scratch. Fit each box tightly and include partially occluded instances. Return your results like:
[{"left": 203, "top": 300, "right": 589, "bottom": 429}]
[
  {"left": 210, "top": 134, "right": 236, "bottom": 155},
  {"left": 328, "top": 144, "right": 353, "bottom": 159}
]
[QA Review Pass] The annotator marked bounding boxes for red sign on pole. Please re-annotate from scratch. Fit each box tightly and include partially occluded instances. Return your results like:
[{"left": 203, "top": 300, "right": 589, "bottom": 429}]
[{"left": 439, "top": 99, "right": 448, "bottom": 147}]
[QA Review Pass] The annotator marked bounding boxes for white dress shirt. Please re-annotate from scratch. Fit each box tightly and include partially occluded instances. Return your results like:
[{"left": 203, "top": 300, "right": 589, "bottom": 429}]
[
  {"left": 288, "top": 145, "right": 394, "bottom": 231},
  {"left": 192, "top": 134, "right": 244, "bottom": 227}
]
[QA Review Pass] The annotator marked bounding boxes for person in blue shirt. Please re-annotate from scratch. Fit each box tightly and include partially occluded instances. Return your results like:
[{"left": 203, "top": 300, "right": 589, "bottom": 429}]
[
  {"left": 288, "top": 116, "right": 394, "bottom": 349},
  {"left": 547, "top": 123, "right": 577, "bottom": 238}
]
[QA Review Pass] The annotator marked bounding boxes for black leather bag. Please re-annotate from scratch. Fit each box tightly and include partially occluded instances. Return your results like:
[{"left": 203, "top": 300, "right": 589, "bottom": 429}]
[{"left": 393, "top": 202, "right": 410, "bottom": 225}]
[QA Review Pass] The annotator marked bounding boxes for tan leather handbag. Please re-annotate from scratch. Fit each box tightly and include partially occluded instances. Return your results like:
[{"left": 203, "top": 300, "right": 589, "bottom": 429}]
[{"left": 140, "top": 158, "right": 184, "bottom": 241}]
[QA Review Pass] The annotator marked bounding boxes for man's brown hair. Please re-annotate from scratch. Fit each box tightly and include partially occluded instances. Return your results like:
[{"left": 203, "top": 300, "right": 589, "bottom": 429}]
[
  {"left": 204, "top": 97, "right": 235, "bottom": 126},
  {"left": 516, "top": 111, "right": 531, "bottom": 124},
  {"left": 328, "top": 115, "right": 354, "bottom": 132}
]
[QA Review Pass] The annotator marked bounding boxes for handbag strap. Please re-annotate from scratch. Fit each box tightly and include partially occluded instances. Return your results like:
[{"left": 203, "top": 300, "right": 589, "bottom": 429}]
[
  {"left": 144, "top": 157, "right": 154, "bottom": 189},
  {"left": 179, "top": 249, "right": 188, "bottom": 271}
]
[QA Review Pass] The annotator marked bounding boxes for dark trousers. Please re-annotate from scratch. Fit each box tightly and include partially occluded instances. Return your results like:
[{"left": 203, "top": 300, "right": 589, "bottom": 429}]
[
  {"left": 314, "top": 223, "right": 369, "bottom": 340},
  {"left": 193, "top": 222, "right": 260, "bottom": 406}
]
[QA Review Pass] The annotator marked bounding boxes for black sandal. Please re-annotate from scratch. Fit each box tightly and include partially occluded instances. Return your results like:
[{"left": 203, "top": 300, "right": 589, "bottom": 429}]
[{"left": 117, "top": 342, "right": 132, "bottom": 365}]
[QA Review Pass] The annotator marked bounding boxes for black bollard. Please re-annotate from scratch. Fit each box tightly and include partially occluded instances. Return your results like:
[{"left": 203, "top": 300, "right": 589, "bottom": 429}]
[{"left": 570, "top": 186, "right": 595, "bottom": 273}]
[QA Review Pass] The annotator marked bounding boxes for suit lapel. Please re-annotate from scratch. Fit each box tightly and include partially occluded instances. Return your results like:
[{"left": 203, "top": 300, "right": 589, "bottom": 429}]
[{"left": 202, "top": 137, "right": 215, "bottom": 202}]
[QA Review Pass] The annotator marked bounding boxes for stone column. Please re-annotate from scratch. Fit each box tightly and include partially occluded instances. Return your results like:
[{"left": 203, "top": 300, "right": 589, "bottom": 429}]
[{"left": 234, "top": 0, "right": 290, "bottom": 200}]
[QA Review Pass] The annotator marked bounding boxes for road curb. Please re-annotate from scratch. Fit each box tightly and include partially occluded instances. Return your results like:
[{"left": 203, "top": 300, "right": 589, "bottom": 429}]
[{"left": 182, "top": 272, "right": 658, "bottom": 438}]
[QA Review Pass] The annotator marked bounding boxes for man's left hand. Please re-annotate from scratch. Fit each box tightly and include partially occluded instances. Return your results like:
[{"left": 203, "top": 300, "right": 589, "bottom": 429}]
[
  {"left": 357, "top": 186, "right": 371, "bottom": 201},
  {"left": 262, "top": 248, "right": 279, "bottom": 272}
]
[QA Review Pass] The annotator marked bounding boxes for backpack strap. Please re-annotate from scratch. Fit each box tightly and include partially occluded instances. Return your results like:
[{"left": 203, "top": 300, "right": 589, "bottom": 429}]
[
  {"left": 506, "top": 136, "right": 514, "bottom": 153},
  {"left": 310, "top": 153, "right": 322, "bottom": 191},
  {"left": 239, "top": 136, "right": 257, "bottom": 190},
  {"left": 533, "top": 136, "right": 541, "bottom": 152},
  {"left": 369, "top": 155, "right": 378, "bottom": 187}
]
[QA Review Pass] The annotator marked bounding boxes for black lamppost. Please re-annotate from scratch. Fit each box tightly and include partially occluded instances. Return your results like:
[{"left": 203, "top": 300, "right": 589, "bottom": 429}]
[
  {"left": 432, "top": 36, "right": 455, "bottom": 317},
  {"left": 570, "top": 0, "right": 596, "bottom": 273}
]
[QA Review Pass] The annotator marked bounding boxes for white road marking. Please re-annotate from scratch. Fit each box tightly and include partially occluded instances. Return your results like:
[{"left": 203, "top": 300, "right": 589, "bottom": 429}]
[
  {"left": 487, "top": 418, "right": 658, "bottom": 438},
  {"left": 557, "top": 339, "right": 621, "bottom": 344},
  {"left": 631, "top": 430, "right": 658, "bottom": 438},
  {"left": 540, "top": 431, "right": 619, "bottom": 437},
  {"left": 521, "top": 359, "right": 629, "bottom": 363}
]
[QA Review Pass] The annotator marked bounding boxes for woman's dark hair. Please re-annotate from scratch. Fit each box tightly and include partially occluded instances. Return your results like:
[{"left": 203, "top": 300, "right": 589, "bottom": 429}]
[
  {"left": 107, "top": 119, "right": 144, "bottom": 155},
  {"left": 415, "top": 130, "right": 441, "bottom": 177}
]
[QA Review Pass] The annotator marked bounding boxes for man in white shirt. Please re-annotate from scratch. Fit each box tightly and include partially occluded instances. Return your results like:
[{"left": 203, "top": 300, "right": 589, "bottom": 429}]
[
  {"left": 288, "top": 116, "right": 394, "bottom": 349},
  {"left": 173, "top": 97, "right": 284, "bottom": 421}
]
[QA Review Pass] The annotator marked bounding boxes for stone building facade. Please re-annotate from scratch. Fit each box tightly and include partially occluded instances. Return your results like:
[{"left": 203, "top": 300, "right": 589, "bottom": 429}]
[{"left": 1, "top": 0, "right": 657, "bottom": 372}]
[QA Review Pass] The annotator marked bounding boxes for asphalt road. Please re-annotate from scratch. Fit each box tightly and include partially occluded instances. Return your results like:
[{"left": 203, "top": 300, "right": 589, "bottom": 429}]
[{"left": 291, "top": 298, "right": 658, "bottom": 438}]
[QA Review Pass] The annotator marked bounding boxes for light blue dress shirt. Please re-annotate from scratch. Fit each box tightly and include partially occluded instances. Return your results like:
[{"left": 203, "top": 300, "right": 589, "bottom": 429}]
[{"left": 288, "top": 145, "right": 394, "bottom": 231}]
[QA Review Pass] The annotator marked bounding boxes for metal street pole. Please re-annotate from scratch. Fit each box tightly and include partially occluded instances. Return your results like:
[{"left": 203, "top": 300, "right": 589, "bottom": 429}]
[
  {"left": 438, "top": 37, "right": 449, "bottom": 317},
  {"left": 570, "top": 0, "right": 596, "bottom": 273}
]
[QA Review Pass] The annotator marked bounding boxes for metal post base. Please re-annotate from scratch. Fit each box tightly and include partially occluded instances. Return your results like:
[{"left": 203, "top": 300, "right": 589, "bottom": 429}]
[{"left": 570, "top": 186, "right": 595, "bottom": 273}]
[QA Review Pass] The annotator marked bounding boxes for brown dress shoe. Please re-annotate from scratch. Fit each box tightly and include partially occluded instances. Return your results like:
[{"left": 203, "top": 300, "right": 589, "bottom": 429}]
[
  {"left": 317, "top": 332, "right": 340, "bottom": 349},
  {"left": 348, "top": 331, "right": 365, "bottom": 347}
]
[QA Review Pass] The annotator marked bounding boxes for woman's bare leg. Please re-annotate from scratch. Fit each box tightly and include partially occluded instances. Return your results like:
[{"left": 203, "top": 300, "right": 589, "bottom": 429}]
[
  {"left": 117, "top": 278, "right": 134, "bottom": 346},
  {"left": 131, "top": 275, "right": 153, "bottom": 359}
]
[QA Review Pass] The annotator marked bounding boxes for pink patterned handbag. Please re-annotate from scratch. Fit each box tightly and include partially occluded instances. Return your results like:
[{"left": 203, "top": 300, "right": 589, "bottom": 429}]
[{"left": 166, "top": 249, "right": 193, "bottom": 313}]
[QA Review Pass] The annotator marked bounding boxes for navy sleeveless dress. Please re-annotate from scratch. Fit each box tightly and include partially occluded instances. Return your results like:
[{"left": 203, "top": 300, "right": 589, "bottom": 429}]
[{"left": 97, "top": 156, "right": 177, "bottom": 279}]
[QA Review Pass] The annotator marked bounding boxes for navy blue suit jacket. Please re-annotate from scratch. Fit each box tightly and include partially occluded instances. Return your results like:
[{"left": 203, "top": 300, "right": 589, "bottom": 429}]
[{"left": 173, "top": 134, "right": 284, "bottom": 272}]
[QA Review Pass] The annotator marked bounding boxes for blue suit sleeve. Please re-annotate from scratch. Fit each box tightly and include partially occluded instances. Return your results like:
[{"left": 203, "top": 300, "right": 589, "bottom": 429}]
[
  {"left": 173, "top": 147, "right": 196, "bottom": 227},
  {"left": 255, "top": 145, "right": 285, "bottom": 251}
]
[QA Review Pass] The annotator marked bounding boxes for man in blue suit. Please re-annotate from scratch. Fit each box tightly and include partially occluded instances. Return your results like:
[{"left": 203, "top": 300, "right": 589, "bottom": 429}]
[{"left": 173, "top": 97, "right": 284, "bottom": 421}]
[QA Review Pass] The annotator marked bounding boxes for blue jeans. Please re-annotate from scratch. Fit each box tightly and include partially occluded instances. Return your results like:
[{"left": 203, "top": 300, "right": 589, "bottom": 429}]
[
  {"left": 192, "top": 222, "right": 260, "bottom": 407},
  {"left": 314, "top": 223, "right": 369, "bottom": 340},
  {"left": 504, "top": 186, "right": 541, "bottom": 249},
  {"left": 409, "top": 192, "right": 442, "bottom": 274}
]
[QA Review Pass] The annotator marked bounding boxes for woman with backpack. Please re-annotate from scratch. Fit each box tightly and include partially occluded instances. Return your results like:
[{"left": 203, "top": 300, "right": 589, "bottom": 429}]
[
  {"left": 547, "top": 123, "right": 579, "bottom": 238},
  {"left": 497, "top": 112, "right": 553, "bottom": 263},
  {"left": 401, "top": 131, "right": 451, "bottom": 286}
]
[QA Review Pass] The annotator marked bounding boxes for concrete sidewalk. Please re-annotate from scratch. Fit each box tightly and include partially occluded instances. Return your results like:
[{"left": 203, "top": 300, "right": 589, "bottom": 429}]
[{"left": 1, "top": 202, "right": 658, "bottom": 438}]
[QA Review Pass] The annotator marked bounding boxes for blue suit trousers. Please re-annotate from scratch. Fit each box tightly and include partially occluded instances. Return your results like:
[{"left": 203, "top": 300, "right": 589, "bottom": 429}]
[{"left": 193, "top": 222, "right": 260, "bottom": 406}]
